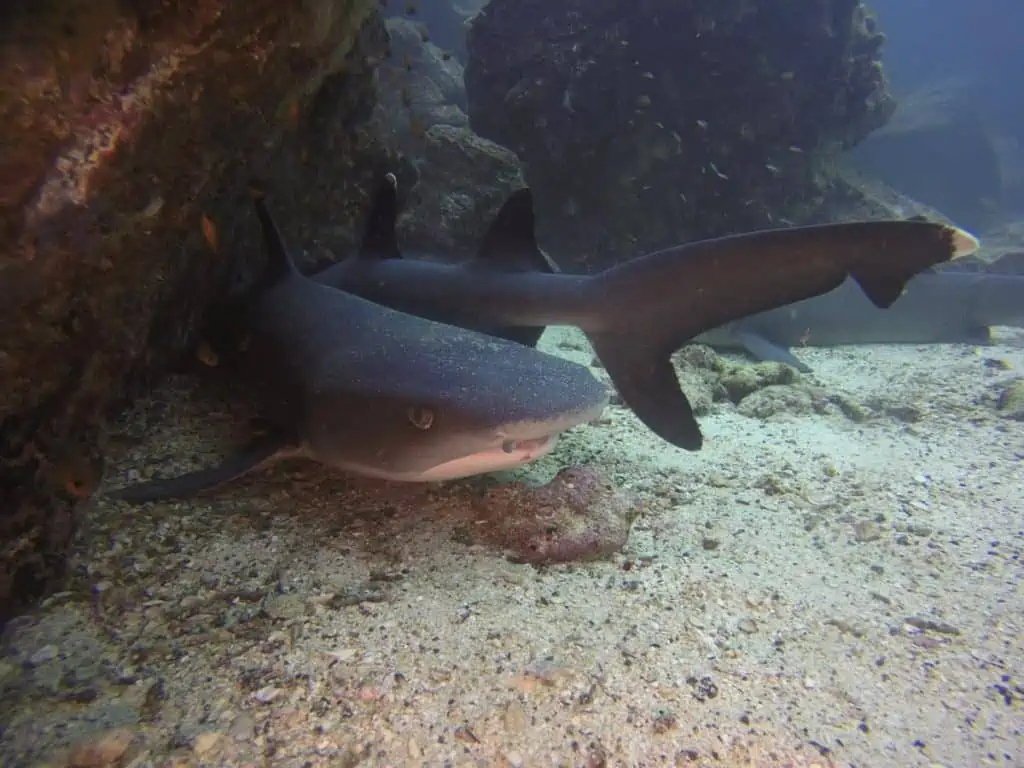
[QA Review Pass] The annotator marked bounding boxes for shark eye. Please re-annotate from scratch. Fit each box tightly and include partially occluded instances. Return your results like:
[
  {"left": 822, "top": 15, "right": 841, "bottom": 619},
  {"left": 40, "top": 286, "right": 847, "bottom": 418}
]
[
  {"left": 407, "top": 406, "right": 434, "bottom": 430},
  {"left": 501, "top": 440, "right": 517, "bottom": 454}
]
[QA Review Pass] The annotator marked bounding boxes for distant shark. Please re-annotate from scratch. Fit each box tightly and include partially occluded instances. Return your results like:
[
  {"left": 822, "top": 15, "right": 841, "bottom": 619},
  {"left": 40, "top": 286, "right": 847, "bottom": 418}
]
[
  {"left": 695, "top": 258, "right": 1024, "bottom": 371},
  {"left": 313, "top": 175, "right": 979, "bottom": 449},
  {"left": 106, "top": 193, "right": 608, "bottom": 504}
]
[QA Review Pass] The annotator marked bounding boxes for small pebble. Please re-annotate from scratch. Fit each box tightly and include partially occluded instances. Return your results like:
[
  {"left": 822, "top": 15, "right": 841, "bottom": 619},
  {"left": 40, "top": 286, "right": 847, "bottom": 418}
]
[
  {"left": 254, "top": 686, "right": 282, "bottom": 703},
  {"left": 27, "top": 645, "right": 58, "bottom": 666},
  {"left": 64, "top": 728, "right": 135, "bottom": 767},
  {"left": 193, "top": 731, "right": 222, "bottom": 756}
]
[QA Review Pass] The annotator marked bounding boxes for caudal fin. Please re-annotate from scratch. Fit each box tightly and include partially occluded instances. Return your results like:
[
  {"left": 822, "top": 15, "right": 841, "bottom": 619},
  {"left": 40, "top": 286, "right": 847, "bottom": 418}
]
[
  {"left": 106, "top": 433, "right": 295, "bottom": 504},
  {"left": 585, "top": 219, "right": 979, "bottom": 451}
]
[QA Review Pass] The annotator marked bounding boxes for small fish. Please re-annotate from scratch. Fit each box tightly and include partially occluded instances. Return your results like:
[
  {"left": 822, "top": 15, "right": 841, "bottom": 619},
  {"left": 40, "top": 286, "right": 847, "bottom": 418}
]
[{"left": 708, "top": 162, "right": 728, "bottom": 180}]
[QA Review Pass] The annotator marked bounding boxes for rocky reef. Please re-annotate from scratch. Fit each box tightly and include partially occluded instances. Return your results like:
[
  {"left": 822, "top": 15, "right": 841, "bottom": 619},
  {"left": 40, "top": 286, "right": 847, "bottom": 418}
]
[
  {"left": 371, "top": 18, "right": 524, "bottom": 259},
  {"left": 0, "top": 0, "right": 393, "bottom": 625},
  {"left": 465, "top": 0, "right": 894, "bottom": 271},
  {"left": 846, "top": 79, "right": 1003, "bottom": 233}
]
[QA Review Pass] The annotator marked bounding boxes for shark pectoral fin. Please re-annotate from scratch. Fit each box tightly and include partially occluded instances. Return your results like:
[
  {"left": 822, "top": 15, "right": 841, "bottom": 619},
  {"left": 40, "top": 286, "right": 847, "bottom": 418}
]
[
  {"left": 106, "top": 432, "right": 298, "bottom": 505},
  {"left": 734, "top": 330, "right": 812, "bottom": 373},
  {"left": 475, "top": 188, "right": 560, "bottom": 274},
  {"left": 588, "top": 331, "right": 703, "bottom": 450},
  {"left": 358, "top": 173, "right": 402, "bottom": 260}
]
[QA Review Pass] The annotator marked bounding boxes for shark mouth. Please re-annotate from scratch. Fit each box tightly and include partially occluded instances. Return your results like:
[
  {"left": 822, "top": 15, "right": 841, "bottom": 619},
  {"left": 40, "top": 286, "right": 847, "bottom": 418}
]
[
  {"left": 410, "top": 434, "right": 560, "bottom": 482},
  {"left": 501, "top": 436, "right": 553, "bottom": 455}
]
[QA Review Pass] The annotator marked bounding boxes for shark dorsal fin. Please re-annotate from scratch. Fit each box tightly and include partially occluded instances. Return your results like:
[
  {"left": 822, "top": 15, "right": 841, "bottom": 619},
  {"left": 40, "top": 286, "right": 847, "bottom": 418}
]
[
  {"left": 250, "top": 191, "right": 297, "bottom": 282},
  {"left": 475, "top": 188, "right": 560, "bottom": 274},
  {"left": 358, "top": 173, "right": 402, "bottom": 260}
]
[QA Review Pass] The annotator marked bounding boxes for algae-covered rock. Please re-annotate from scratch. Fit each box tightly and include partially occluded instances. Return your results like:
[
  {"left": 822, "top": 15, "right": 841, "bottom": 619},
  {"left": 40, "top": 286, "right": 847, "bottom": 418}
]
[
  {"left": 0, "top": 0, "right": 390, "bottom": 625},
  {"left": 737, "top": 385, "right": 814, "bottom": 420},
  {"left": 718, "top": 361, "right": 799, "bottom": 404},
  {"left": 465, "top": 0, "right": 894, "bottom": 271},
  {"left": 470, "top": 466, "right": 640, "bottom": 565},
  {"left": 997, "top": 379, "right": 1024, "bottom": 421}
]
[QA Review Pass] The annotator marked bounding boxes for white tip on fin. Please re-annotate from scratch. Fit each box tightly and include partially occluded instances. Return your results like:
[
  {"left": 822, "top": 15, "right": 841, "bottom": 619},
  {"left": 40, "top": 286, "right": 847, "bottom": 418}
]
[{"left": 949, "top": 226, "right": 980, "bottom": 259}]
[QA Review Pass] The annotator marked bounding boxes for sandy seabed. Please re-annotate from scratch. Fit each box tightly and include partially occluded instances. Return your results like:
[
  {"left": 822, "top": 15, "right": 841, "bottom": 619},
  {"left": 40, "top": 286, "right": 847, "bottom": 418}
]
[{"left": 1, "top": 326, "right": 1021, "bottom": 768}]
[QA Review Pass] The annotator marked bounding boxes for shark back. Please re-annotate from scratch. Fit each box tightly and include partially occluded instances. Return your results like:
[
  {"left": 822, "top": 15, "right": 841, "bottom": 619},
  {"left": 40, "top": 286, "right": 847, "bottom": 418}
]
[
  {"left": 696, "top": 262, "right": 1020, "bottom": 370},
  {"left": 341, "top": 181, "right": 559, "bottom": 347}
]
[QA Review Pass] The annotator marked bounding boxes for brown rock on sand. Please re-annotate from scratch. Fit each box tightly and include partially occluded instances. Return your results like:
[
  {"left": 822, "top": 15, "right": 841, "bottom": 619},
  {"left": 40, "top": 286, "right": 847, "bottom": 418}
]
[{"left": 471, "top": 467, "right": 640, "bottom": 565}]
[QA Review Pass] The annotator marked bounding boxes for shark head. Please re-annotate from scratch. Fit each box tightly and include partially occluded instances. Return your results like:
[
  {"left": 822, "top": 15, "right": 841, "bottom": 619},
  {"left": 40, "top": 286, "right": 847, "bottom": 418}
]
[{"left": 300, "top": 327, "right": 609, "bottom": 482}]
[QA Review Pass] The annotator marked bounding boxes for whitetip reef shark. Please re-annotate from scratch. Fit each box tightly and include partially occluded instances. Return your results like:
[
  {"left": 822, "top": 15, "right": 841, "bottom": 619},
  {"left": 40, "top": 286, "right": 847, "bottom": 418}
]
[
  {"left": 106, "top": 192, "right": 609, "bottom": 504},
  {"left": 694, "top": 256, "right": 1023, "bottom": 371},
  {"left": 313, "top": 175, "right": 980, "bottom": 449}
]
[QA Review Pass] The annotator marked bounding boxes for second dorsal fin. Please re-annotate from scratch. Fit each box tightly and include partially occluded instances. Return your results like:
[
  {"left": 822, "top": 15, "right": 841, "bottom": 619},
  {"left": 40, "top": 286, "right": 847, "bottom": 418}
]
[{"left": 358, "top": 172, "right": 402, "bottom": 259}]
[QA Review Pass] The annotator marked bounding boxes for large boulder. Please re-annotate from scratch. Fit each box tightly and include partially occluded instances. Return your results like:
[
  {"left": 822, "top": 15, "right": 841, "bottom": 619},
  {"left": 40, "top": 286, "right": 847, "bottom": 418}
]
[
  {"left": 0, "top": 0, "right": 391, "bottom": 625},
  {"left": 846, "top": 79, "right": 1003, "bottom": 233},
  {"left": 465, "top": 0, "right": 895, "bottom": 271},
  {"left": 381, "top": 0, "right": 486, "bottom": 62},
  {"left": 368, "top": 18, "right": 524, "bottom": 261}
]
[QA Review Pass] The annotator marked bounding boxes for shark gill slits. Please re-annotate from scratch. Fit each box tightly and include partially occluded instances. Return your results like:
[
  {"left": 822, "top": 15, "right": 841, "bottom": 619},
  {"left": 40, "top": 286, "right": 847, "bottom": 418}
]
[{"left": 407, "top": 406, "right": 434, "bottom": 430}]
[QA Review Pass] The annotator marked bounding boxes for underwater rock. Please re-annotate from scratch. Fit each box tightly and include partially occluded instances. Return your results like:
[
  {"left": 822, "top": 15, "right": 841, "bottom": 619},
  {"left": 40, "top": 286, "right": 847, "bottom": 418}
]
[
  {"left": 380, "top": 0, "right": 482, "bottom": 62},
  {"left": 396, "top": 125, "right": 525, "bottom": 260},
  {"left": 369, "top": 18, "right": 524, "bottom": 259},
  {"left": 465, "top": 0, "right": 894, "bottom": 271},
  {"left": 470, "top": 467, "right": 640, "bottom": 565},
  {"left": 996, "top": 379, "right": 1024, "bottom": 421},
  {"left": 718, "top": 361, "right": 799, "bottom": 405},
  {"left": 819, "top": 167, "right": 958, "bottom": 225},
  {"left": 737, "top": 385, "right": 814, "bottom": 420},
  {"left": 0, "top": 0, "right": 390, "bottom": 625},
  {"left": 373, "top": 17, "right": 469, "bottom": 152},
  {"left": 847, "top": 79, "right": 1002, "bottom": 233}
]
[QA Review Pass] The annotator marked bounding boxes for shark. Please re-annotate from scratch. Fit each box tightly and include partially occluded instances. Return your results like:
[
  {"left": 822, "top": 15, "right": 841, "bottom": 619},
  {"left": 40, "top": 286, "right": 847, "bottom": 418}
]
[
  {"left": 106, "top": 193, "right": 609, "bottom": 504},
  {"left": 312, "top": 175, "right": 980, "bottom": 450},
  {"left": 694, "top": 257, "right": 1024, "bottom": 371}
]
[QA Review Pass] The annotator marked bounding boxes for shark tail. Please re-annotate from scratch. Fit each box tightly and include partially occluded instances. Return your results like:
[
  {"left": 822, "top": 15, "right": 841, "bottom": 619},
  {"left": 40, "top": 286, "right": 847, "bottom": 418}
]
[
  {"left": 583, "top": 219, "right": 979, "bottom": 451},
  {"left": 106, "top": 432, "right": 298, "bottom": 505}
]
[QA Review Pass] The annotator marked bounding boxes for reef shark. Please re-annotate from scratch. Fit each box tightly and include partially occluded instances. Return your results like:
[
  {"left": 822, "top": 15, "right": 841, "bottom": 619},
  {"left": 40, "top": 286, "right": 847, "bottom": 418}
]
[
  {"left": 695, "top": 258, "right": 1024, "bottom": 371},
  {"left": 313, "top": 176, "right": 980, "bottom": 450},
  {"left": 106, "top": 193, "right": 608, "bottom": 504}
]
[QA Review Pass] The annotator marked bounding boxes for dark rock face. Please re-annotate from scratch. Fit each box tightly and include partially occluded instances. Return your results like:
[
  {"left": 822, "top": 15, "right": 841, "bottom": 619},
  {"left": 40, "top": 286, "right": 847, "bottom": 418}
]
[
  {"left": 0, "top": 0, "right": 390, "bottom": 625},
  {"left": 465, "top": 0, "right": 894, "bottom": 271}
]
